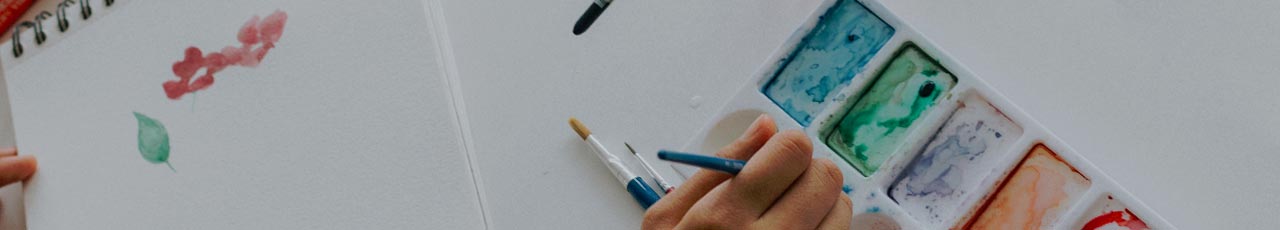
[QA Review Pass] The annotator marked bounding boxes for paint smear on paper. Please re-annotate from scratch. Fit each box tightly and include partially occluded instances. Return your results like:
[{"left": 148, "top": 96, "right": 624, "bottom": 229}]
[
  {"left": 762, "top": 0, "right": 893, "bottom": 126},
  {"left": 1078, "top": 196, "right": 1149, "bottom": 230},
  {"left": 134, "top": 112, "right": 174, "bottom": 171},
  {"left": 824, "top": 45, "right": 956, "bottom": 176},
  {"left": 965, "top": 144, "right": 1090, "bottom": 229},
  {"left": 163, "top": 10, "right": 288, "bottom": 100},
  {"left": 889, "top": 97, "right": 1022, "bottom": 228}
]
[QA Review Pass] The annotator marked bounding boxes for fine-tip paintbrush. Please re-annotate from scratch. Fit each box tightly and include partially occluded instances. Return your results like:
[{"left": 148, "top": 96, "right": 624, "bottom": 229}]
[
  {"left": 625, "top": 142, "right": 675, "bottom": 193},
  {"left": 569, "top": 117, "right": 661, "bottom": 209}
]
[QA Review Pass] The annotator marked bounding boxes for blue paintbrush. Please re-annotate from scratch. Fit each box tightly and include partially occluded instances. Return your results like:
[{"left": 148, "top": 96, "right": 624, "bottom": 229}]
[{"left": 657, "top": 150, "right": 747, "bottom": 175}]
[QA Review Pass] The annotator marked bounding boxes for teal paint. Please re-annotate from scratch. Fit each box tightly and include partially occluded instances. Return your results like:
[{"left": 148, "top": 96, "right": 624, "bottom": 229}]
[
  {"left": 134, "top": 112, "right": 174, "bottom": 172},
  {"left": 824, "top": 45, "right": 955, "bottom": 176},
  {"left": 762, "top": 0, "right": 894, "bottom": 126}
]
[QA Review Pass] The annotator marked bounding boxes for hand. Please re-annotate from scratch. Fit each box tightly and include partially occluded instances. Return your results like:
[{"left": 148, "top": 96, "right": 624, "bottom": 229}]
[
  {"left": 643, "top": 114, "right": 851, "bottom": 229},
  {"left": 0, "top": 147, "right": 37, "bottom": 187}
]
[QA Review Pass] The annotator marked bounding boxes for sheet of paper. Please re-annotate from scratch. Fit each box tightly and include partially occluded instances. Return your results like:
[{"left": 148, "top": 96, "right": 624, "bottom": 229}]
[
  {"left": 0, "top": 0, "right": 484, "bottom": 229},
  {"left": 0, "top": 77, "right": 20, "bottom": 230},
  {"left": 0, "top": 0, "right": 71, "bottom": 227},
  {"left": 436, "top": 0, "right": 825, "bottom": 228}
]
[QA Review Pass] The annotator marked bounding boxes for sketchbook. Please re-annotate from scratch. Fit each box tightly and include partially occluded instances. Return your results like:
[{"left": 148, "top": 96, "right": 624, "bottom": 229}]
[{"left": 0, "top": 0, "right": 484, "bottom": 229}]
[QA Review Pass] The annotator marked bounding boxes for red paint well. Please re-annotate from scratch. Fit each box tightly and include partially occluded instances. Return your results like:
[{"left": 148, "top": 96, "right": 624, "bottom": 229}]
[{"left": 1082, "top": 210, "right": 1149, "bottom": 230}]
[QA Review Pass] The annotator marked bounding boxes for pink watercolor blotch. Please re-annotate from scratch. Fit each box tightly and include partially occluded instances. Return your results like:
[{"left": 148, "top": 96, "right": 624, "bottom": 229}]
[{"left": 163, "top": 10, "right": 288, "bottom": 100}]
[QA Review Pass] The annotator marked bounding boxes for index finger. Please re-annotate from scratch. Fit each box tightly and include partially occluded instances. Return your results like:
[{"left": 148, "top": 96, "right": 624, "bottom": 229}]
[
  {"left": 643, "top": 114, "right": 777, "bottom": 228},
  {"left": 717, "top": 130, "right": 814, "bottom": 217}
]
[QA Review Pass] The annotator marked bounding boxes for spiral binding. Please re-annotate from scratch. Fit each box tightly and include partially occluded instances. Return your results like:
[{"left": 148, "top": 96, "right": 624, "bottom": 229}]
[{"left": 9, "top": 0, "right": 115, "bottom": 58}]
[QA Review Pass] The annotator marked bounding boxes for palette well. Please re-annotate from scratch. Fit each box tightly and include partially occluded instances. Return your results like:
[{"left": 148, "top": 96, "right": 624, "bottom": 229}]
[
  {"left": 890, "top": 94, "right": 1022, "bottom": 229},
  {"left": 823, "top": 44, "right": 956, "bottom": 177},
  {"left": 762, "top": 0, "right": 892, "bottom": 126},
  {"left": 1071, "top": 195, "right": 1151, "bottom": 230},
  {"left": 966, "top": 144, "right": 1091, "bottom": 229},
  {"left": 671, "top": 0, "right": 1172, "bottom": 229}
]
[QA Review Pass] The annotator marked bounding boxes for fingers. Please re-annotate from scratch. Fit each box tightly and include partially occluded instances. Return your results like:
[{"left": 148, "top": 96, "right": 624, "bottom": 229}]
[
  {"left": 816, "top": 194, "right": 853, "bottom": 230},
  {"left": 753, "top": 159, "right": 844, "bottom": 229},
  {"left": 719, "top": 130, "right": 813, "bottom": 217},
  {"left": 643, "top": 114, "right": 776, "bottom": 229},
  {"left": 713, "top": 114, "right": 778, "bottom": 161},
  {"left": 0, "top": 147, "right": 16, "bottom": 156},
  {"left": 0, "top": 154, "right": 37, "bottom": 186}
]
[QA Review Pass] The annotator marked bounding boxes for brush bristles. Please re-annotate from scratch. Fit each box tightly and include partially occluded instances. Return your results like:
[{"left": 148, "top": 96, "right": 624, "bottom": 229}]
[
  {"left": 625, "top": 143, "right": 638, "bottom": 155},
  {"left": 569, "top": 117, "right": 591, "bottom": 140}
]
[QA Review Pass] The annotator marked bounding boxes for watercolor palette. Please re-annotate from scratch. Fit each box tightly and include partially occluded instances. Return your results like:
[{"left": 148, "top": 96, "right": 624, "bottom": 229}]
[{"left": 671, "top": 0, "right": 1171, "bottom": 229}]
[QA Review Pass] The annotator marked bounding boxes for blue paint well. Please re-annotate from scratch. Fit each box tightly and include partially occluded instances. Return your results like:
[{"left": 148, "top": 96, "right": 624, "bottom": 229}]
[{"left": 763, "top": 0, "right": 894, "bottom": 126}]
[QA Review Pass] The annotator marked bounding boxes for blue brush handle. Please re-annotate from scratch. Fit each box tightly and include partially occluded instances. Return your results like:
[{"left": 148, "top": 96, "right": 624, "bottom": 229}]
[
  {"left": 625, "top": 178, "right": 661, "bottom": 209},
  {"left": 657, "top": 150, "right": 746, "bottom": 175}
]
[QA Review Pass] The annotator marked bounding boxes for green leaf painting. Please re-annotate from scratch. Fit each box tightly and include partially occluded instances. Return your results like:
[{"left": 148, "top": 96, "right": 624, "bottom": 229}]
[{"left": 134, "top": 112, "right": 174, "bottom": 171}]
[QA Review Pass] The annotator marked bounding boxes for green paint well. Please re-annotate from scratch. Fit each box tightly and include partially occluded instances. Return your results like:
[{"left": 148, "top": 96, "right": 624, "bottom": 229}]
[
  {"left": 824, "top": 45, "right": 956, "bottom": 176},
  {"left": 134, "top": 112, "right": 174, "bottom": 171}
]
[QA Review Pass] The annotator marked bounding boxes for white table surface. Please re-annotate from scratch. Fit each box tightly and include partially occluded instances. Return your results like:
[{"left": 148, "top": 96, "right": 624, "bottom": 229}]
[
  {"left": 0, "top": 0, "right": 1274, "bottom": 228},
  {"left": 439, "top": 0, "right": 1278, "bottom": 229}
]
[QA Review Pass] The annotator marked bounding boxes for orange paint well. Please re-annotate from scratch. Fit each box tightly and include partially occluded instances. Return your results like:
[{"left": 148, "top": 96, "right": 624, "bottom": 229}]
[{"left": 963, "top": 144, "right": 1091, "bottom": 230}]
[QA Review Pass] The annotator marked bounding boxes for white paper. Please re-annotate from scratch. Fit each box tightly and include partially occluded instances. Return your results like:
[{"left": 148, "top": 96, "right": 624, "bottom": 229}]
[
  {"left": 436, "top": 0, "right": 826, "bottom": 228},
  {"left": 0, "top": 0, "right": 484, "bottom": 229}
]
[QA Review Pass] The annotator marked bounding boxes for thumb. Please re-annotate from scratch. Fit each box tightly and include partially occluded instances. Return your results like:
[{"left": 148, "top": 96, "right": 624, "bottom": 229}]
[{"left": 0, "top": 154, "right": 37, "bottom": 187}]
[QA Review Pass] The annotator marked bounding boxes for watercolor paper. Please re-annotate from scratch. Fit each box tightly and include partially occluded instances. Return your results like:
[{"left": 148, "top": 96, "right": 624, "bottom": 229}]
[
  {"left": 824, "top": 45, "right": 956, "bottom": 176},
  {"left": 889, "top": 97, "right": 1022, "bottom": 228},
  {"left": 1077, "top": 196, "right": 1150, "bottom": 230},
  {"left": 0, "top": 0, "right": 484, "bottom": 229},
  {"left": 966, "top": 145, "right": 1090, "bottom": 229},
  {"left": 762, "top": 0, "right": 893, "bottom": 126}
]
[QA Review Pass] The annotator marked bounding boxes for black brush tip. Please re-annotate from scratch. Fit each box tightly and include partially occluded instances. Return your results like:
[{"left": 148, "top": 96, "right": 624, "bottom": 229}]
[{"left": 573, "top": 3, "right": 607, "bottom": 35}]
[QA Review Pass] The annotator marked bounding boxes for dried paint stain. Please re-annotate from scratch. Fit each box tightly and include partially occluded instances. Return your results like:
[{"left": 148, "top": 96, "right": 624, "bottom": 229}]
[
  {"left": 889, "top": 97, "right": 1022, "bottom": 228},
  {"left": 163, "top": 10, "right": 288, "bottom": 100},
  {"left": 824, "top": 45, "right": 956, "bottom": 176},
  {"left": 762, "top": 0, "right": 893, "bottom": 126},
  {"left": 966, "top": 144, "right": 1090, "bottom": 229}
]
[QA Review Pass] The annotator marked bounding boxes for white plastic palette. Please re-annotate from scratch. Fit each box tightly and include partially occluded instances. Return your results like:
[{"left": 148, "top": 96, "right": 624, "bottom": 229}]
[{"left": 670, "top": 0, "right": 1172, "bottom": 229}]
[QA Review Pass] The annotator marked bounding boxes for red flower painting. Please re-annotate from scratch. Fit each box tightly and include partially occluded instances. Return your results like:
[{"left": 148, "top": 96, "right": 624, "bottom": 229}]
[{"left": 163, "top": 10, "right": 287, "bottom": 100}]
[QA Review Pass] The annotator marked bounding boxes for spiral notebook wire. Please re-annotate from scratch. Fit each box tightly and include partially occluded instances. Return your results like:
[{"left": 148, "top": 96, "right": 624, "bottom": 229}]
[{"left": 5, "top": 0, "right": 119, "bottom": 59}]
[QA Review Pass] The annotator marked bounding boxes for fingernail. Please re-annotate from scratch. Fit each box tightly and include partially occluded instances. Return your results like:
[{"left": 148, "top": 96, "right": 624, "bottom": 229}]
[
  {"left": 17, "top": 155, "right": 37, "bottom": 174},
  {"left": 738, "top": 114, "right": 768, "bottom": 140}
]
